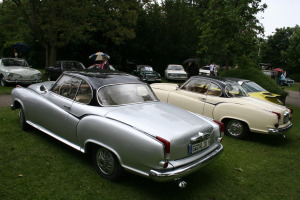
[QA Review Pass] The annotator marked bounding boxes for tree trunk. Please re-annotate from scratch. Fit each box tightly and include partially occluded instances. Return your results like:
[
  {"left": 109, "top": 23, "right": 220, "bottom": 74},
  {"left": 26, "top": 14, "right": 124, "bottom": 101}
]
[{"left": 43, "top": 43, "right": 57, "bottom": 68}]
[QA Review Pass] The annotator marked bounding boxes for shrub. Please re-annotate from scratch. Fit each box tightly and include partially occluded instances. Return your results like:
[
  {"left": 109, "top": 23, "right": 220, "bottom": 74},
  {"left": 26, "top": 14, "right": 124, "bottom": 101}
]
[{"left": 219, "top": 67, "right": 288, "bottom": 103}]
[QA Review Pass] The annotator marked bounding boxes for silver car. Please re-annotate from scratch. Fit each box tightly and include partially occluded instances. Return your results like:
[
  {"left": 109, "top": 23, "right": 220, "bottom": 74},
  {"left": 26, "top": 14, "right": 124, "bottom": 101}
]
[
  {"left": 0, "top": 58, "right": 42, "bottom": 86},
  {"left": 11, "top": 71, "right": 223, "bottom": 186}
]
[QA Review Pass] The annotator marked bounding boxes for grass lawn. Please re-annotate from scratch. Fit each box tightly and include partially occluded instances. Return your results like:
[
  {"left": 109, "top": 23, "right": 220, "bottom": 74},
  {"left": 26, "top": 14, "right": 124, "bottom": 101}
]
[
  {"left": 0, "top": 105, "right": 299, "bottom": 200},
  {"left": 284, "top": 82, "right": 300, "bottom": 91}
]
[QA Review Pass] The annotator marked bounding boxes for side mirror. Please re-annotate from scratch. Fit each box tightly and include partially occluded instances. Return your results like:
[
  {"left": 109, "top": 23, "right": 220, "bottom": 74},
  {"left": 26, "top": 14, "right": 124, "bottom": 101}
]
[{"left": 40, "top": 85, "right": 48, "bottom": 93}]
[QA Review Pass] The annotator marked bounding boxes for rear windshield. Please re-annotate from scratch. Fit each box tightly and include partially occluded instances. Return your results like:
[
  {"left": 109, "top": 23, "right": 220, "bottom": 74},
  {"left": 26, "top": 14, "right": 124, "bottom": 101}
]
[
  {"left": 97, "top": 83, "right": 158, "bottom": 106},
  {"left": 242, "top": 81, "right": 266, "bottom": 92}
]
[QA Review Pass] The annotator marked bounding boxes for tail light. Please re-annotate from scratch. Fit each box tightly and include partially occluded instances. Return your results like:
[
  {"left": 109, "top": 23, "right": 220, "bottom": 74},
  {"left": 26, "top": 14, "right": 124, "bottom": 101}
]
[
  {"left": 287, "top": 107, "right": 293, "bottom": 114},
  {"left": 213, "top": 120, "right": 224, "bottom": 133},
  {"left": 272, "top": 111, "right": 281, "bottom": 120},
  {"left": 156, "top": 136, "right": 170, "bottom": 168}
]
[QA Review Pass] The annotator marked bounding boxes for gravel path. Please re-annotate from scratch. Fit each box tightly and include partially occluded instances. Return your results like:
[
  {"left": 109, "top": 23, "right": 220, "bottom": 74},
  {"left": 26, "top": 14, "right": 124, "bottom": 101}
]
[{"left": 0, "top": 95, "right": 12, "bottom": 107}]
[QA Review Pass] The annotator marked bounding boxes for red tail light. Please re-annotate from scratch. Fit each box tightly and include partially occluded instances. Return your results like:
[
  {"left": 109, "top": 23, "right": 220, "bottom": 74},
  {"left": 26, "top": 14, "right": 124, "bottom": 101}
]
[
  {"left": 272, "top": 111, "right": 281, "bottom": 120},
  {"left": 287, "top": 107, "right": 293, "bottom": 114},
  {"left": 156, "top": 136, "right": 170, "bottom": 160},
  {"left": 213, "top": 120, "right": 224, "bottom": 133}
]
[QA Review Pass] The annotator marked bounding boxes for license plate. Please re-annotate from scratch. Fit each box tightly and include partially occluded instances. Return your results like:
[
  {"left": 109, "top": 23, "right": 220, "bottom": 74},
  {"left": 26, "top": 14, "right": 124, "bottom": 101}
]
[{"left": 189, "top": 139, "right": 210, "bottom": 154}]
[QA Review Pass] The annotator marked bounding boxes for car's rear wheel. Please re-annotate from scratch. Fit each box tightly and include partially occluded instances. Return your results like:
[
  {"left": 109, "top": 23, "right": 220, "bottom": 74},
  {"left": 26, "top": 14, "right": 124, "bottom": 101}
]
[
  {"left": 92, "top": 147, "right": 123, "bottom": 181},
  {"left": 225, "top": 119, "right": 249, "bottom": 139},
  {"left": 19, "top": 108, "right": 30, "bottom": 131}
]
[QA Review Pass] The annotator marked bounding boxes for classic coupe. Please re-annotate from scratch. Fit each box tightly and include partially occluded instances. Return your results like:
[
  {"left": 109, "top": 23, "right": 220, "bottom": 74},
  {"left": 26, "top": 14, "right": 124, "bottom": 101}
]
[
  {"left": 11, "top": 71, "right": 223, "bottom": 186},
  {"left": 226, "top": 77, "right": 283, "bottom": 105},
  {"left": 45, "top": 60, "right": 86, "bottom": 81},
  {"left": 0, "top": 58, "right": 42, "bottom": 86},
  {"left": 151, "top": 76, "right": 293, "bottom": 139},
  {"left": 132, "top": 65, "right": 161, "bottom": 82}
]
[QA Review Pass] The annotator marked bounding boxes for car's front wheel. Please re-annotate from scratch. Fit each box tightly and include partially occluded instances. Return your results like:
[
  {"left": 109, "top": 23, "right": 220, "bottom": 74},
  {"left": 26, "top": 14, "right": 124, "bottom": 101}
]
[
  {"left": 19, "top": 108, "right": 30, "bottom": 131},
  {"left": 225, "top": 119, "right": 249, "bottom": 139},
  {"left": 92, "top": 147, "right": 123, "bottom": 181},
  {"left": 0, "top": 75, "right": 7, "bottom": 86}
]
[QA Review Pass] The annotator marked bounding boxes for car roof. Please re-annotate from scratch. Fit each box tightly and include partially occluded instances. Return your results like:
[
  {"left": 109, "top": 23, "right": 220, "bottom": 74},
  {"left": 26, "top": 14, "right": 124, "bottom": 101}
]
[
  {"left": 224, "top": 77, "right": 250, "bottom": 85},
  {"left": 64, "top": 70, "right": 143, "bottom": 89}
]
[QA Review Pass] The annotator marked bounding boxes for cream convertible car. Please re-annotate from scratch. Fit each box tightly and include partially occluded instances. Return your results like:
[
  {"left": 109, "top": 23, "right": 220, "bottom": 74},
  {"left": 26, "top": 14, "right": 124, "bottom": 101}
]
[
  {"left": 11, "top": 71, "right": 223, "bottom": 187},
  {"left": 151, "top": 76, "right": 293, "bottom": 139}
]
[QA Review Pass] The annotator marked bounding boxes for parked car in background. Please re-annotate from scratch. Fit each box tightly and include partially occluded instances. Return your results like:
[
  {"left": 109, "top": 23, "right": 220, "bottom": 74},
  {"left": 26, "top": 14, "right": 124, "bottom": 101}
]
[
  {"left": 132, "top": 65, "right": 161, "bottom": 82},
  {"left": 11, "top": 71, "right": 223, "bottom": 186},
  {"left": 87, "top": 64, "right": 116, "bottom": 71},
  {"left": 199, "top": 66, "right": 210, "bottom": 75},
  {"left": 0, "top": 58, "right": 42, "bottom": 86},
  {"left": 151, "top": 76, "right": 292, "bottom": 139},
  {"left": 226, "top": 77, "right": 283, "bottom": 105},
  {"left": 165, "top": 64, "right": 187, "bottom": 81},
  {"left": 45, "top": 60, "right": 85, "bottom": 81},
  {"left": 283, "top": 77, "right": 294, "bottom": 87}
]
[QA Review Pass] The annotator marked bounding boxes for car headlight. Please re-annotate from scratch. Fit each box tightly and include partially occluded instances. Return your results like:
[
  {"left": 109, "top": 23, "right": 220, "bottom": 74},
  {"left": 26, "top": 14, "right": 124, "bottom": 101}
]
[
  {"left": 32, "top": 73, "right": 42, "bottom": 79},
  {"left": 8, "top": 73, "right": 22, "bottom": 80}
]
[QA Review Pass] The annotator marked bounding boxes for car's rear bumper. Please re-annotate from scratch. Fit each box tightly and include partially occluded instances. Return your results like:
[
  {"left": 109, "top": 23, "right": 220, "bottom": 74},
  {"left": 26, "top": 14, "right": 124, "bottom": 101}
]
[
  {"left": 268, "top": 122, "right": 293, "bottom": 134},
  {"left": 149, "top": 143, "right": 223, "bottom": 182}
]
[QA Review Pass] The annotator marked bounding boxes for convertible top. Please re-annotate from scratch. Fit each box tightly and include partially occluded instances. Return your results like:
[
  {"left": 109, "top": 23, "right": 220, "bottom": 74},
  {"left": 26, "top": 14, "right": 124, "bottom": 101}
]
[{"left": 64, "top": 70, "right": 143, "bottom": 89}]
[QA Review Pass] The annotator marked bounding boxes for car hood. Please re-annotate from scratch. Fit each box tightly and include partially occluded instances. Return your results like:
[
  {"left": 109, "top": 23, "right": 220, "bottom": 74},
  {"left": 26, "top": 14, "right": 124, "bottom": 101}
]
[
  {"left": 2, "top": 66, "right": 40, "bottom": 75},
  {"left": 104, "top": 102, "right": 214, "bottom": 140},
  {"left": 249, "top": 91, "right": 280, "bottom": 98}
]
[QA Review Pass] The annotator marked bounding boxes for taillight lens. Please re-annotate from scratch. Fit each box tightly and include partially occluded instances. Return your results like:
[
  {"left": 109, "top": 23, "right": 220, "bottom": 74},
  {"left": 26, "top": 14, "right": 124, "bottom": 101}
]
[
  {"left": 287, "top": 107, "right": 293, "bottom": 114},
  {"left": 272, "top": 111, "right": 281, "bottom": 120},
  {"left": 213, "top": 120, "right": 224, "bottom": 133},
  {"left": 156, "top": 136, "right": 170, "bottom": 160}
]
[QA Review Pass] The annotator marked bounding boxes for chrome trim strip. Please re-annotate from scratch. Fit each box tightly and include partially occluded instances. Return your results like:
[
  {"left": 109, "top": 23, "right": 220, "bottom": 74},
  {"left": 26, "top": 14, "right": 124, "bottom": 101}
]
[{"left": 26, "top": 121, "right": 83, "bottom": 153}]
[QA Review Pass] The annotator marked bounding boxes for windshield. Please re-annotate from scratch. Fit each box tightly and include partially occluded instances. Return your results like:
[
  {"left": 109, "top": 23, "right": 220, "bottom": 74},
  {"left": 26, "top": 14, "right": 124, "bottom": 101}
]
[
  {"left": 140, "top": 66, "right": 153, "bottom": 72},
  {"left": 2, "top": 59, "right": 29, "bottom": 67},
  {"left": 97, "top": 84, "right": 158, "bottom": 106},
  {"left": 242, "top": 81, "right": 266, "bottom": 92},
  {"left": 225, "top": 83, "right": 248, "bottom": 97},
  {"left": 168, "top": 65, "right": 184, "bottom": 70}
]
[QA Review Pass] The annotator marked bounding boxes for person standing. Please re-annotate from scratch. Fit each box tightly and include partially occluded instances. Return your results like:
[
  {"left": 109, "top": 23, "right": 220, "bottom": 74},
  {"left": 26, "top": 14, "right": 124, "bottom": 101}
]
[
  {"left": 209, "top": 63, "right": 215, "bottom": 76},
  {"left": 187, "top": 62, "right": 199, "bottom": 78},
  {"left": 100, "top": 55, "right": 109, "bottom": 70}
]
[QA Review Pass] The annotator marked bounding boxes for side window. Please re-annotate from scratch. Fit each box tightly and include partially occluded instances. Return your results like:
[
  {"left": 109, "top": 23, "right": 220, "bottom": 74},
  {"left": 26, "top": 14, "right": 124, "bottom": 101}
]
[
  {"left": 181, "top": 79, "right": 209, "bottom": 94},
  {"left": 51, "top": 75, "right": 80, "bottom": 100},
  {"left": 207, "top": 82, "right": 222, "bottom": 96},
  {"left": 75, "top": 80, "right": 93, "bottom": 104}
]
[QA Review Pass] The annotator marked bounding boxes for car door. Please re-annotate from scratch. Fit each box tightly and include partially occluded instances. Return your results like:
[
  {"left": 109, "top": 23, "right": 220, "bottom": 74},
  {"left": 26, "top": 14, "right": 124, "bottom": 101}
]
[
  {"left": 35, "top": 75, "right": 81, "bottom": 141},
  {"left": 168, "top": 78, "right": 209, "bottom": 115}
]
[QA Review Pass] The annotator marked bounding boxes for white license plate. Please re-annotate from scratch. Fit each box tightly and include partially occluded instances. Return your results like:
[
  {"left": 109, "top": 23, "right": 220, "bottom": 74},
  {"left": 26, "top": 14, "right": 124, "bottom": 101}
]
[{"left": 189, "top": 139, "right": 210, "bottom": 154}]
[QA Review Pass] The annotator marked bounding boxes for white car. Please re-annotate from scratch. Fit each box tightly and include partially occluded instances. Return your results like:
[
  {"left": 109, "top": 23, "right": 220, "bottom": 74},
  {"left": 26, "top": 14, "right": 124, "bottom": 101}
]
[
  {"left": 0, "top": 58, "right": 42, "bottom": 86},
  {"left": 165, "top": 64, "right": 187, "bottom": 81}
]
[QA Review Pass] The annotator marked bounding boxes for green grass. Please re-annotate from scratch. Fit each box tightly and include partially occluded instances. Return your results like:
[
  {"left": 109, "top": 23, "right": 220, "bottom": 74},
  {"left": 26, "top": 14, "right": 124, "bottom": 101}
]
[
  {"left": 284, "top": 82, "right": 300, "bottom": 91},
  {"left": 0, "top": 105, "right": 299, "bottom": 200}
]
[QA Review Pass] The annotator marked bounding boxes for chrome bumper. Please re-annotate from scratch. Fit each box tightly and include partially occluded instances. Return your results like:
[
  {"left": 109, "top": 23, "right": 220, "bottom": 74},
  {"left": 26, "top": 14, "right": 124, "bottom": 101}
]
[
  {"left": 149, "top": 143, "right": 223, "bottom": 182},
  {"left": 268, "top": 122, "right": 293, "bottom": 134}
]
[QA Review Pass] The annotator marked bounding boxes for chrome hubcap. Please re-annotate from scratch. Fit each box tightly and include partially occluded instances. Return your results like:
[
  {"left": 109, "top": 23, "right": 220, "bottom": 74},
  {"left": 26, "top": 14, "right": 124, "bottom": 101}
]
[{"left": 228, "top": 120, "right": 243, "bottom": 136}]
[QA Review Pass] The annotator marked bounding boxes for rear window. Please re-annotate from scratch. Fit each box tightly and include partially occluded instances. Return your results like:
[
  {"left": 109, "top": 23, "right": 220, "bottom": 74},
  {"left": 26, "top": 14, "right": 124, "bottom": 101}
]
[{"left": 97, "top": 84, "right": 158, "bottom": 106}]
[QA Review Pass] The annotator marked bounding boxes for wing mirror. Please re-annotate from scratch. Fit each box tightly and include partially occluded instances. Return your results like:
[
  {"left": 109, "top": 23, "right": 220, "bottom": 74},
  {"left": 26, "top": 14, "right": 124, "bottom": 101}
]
[{"left": 40, "top": 85, "right": 48, "bottom": 93}]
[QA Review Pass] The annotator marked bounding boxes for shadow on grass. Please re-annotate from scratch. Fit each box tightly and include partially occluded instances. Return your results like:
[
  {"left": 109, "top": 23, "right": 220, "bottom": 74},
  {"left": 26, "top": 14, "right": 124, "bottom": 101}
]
[{"left": 243, "top": 131, "right": 292, "bottom": 147}]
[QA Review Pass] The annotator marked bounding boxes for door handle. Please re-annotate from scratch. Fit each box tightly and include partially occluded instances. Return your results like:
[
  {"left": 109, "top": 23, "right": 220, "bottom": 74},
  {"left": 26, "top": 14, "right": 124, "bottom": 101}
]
[
  {"left": 198, "top": 97, "right": 206, "bottom": 101},
  {"left": 63, "top": 104, "right": 71, "bottom": 109}
]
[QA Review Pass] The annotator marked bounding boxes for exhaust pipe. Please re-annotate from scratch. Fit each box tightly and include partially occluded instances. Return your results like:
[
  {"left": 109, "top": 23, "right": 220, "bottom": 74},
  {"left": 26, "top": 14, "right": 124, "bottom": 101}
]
[{"left": 175, "top": 178, "right": 187, "bottom": 188}]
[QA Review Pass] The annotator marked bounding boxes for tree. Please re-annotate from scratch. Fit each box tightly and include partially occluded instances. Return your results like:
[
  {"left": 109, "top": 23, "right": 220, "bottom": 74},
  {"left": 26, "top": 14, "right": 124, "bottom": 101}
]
[
  {"left": 1, "top": 0, "right": 139, "bottom": 67},
  {"left": 196, "top": 0, "right": 266, "bottom": 67}
]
